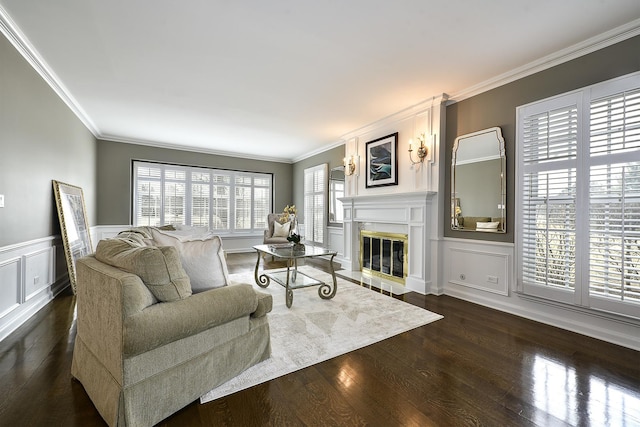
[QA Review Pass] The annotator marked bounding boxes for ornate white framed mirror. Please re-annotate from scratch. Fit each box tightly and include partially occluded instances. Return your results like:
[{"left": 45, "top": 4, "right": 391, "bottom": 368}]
[{"left": 451, "top": 127, "right": 506, "bottom": 233}]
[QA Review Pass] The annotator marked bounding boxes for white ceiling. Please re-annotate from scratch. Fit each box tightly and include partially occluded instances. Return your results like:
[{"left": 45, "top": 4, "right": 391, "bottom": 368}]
[{"left": 1, "top": 1, "right": 640, "bottom": 163}]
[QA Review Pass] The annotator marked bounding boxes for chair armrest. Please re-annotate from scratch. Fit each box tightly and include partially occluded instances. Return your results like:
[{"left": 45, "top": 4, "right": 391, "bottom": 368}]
[
  {"left": 252, "top": 290, "right": 273, "bottom": 318},
  {"left": 124, "top": 284, "right": 260, "bottom": 356}
]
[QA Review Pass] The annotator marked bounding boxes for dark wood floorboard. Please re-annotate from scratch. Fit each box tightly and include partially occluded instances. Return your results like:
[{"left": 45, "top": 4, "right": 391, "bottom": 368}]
[{"left": 0, "top": 252, "right": 638, "bottom": 426}]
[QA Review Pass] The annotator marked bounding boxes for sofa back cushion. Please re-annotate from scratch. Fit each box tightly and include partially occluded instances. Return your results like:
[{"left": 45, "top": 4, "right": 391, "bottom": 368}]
[
  {"left": 95, "top": 238, "right": 192, "bottom": 302},
  {"left": 149, "top": 229, "right": 231, "bottom": 293}
]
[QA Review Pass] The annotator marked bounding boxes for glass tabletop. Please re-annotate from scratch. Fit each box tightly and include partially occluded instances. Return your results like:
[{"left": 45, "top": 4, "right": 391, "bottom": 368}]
[{"left": 253, "top": 243, "right": 337, "bottom": 259}]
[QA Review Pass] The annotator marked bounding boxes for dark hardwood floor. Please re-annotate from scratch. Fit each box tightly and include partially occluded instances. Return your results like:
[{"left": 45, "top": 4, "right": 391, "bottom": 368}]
[{"left": 1, "top": 253, "right": 638, "bottom": 426}]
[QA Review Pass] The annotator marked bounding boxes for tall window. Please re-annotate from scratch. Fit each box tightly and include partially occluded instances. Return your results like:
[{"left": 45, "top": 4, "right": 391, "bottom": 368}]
[
  {"left": 133, "top": 161, "right": 272, "bottom": 233},
  {"left": 517, "top": 72, "right": 640, "bottom": 319},
  {"left": 304, "top": 164, "right": 327, "bottom": 245}
]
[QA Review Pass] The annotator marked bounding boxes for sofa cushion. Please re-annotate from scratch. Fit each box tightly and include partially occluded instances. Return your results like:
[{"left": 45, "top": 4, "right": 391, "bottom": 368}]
[
  {"left": 149, "top": 229, "right": 230, "bottom": 293},
  {"left": 95, "top": 238, "right": 192, "bottom": 302}
]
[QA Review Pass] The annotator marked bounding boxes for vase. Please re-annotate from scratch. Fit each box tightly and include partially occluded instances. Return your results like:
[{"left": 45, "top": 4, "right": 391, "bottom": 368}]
[{"left": 293, "top": 243, "right": 305, "bottom": 252}]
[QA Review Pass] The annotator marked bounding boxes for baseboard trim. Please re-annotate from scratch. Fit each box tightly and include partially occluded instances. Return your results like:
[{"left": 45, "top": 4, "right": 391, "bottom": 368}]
[{"left": 445, "top": 285, "right": 640, "bottom": 351}]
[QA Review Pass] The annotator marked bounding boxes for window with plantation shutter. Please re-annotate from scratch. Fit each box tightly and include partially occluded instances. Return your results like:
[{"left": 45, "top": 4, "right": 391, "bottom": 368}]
[
  {"left": 304, "top": 164, "right": 327, "bottom": 245},
  {"left": 519, "top": 94, "right": 580, "bottom": 304},
  {"left": 588, "top": 87, "right": 640, "bottom": 318},
  {"left": 132, "top": 161, "right": 272, "bottom": 234},
  {"left": 517, "top": 71, "right": 640, "bottom": 319}
]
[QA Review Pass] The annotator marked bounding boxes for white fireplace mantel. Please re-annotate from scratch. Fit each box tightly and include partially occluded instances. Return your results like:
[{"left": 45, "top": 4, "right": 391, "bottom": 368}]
[{"left": 340, "top": 191, "right": 437, "bottom": 295}]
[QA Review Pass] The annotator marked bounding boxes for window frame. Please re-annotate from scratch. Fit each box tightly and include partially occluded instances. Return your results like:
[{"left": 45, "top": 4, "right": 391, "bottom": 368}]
[
  {"left": 303, "top": 163, "right": 328, "bottom": 245},
  {"left": 131, "top": 160, "right": 273, "bottom": 236},
  {"left": 516, "top": 71, "right": 640, "bottom": 319}
]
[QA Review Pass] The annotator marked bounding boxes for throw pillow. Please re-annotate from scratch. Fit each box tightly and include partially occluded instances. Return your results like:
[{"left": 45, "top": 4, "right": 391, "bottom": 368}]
[
  {"left": 273, "top": 221, "right": 291, "bottom": 238},
  {"left": 149, "top": 229, "right": 231, "bottom": 293},
  {"left": 95, "top": 238, "right": 192, "bottom": 302}
]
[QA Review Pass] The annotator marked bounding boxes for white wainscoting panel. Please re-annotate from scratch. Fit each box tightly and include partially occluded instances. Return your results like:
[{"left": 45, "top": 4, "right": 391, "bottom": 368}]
[
  {"left": 448, "top": 247, "right": 509, "bottom": 296},
  {"left": 443, "top": 238, "right": 640, "bottom": 351},
  {"left": 327, "top": 226, "right": 344, "bottom": 258},
  {"left": 0, "top": 257, "right": 21, "bottom": 318},
  {"left": 23, "top": 247, "right": 55, "bottom": 301},
  {"left": 0, "top": 236, "right": 67, "bottom": 342}
]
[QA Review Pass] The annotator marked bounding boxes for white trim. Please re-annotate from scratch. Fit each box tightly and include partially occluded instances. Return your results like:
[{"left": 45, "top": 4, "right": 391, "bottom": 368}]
[
  {"left": 339, "top": 95, "right": 449, "bottom": 143},
  {"left": 0, "top": 5, "right": 99, "bottom": 136},
  {"left": 445, "top": 285, "right": 640, "bottom": 352},
  {"left": 102, "top": 135, "right": 292, "bottom": 164},
  {"left": 3, "top": 3, "right": 639, "bottom": 161},
  {"left": 448, "top": 247, "right": 510, "bottom": 296},
  {"left": 0, "top": 236, "right": 69, "bottom": 342},
  {"left": 0, "top": 235, "right": 57, "bottom": 254},
  {"left": 447, "top": 18, "right": 640, "bottom": 104},
  {"left": 443, "top": 239, "right": 640, "bottom": 351}
]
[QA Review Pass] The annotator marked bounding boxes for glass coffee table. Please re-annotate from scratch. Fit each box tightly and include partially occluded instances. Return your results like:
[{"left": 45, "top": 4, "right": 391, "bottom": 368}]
[{"left": 253, "top": 244, "right": 338, "bottom": 308}]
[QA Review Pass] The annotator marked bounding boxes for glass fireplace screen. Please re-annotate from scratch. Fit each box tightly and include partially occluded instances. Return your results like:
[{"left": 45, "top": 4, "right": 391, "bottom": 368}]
[{"left": 360, "top": 230, "right": 408, "bottom": 284}]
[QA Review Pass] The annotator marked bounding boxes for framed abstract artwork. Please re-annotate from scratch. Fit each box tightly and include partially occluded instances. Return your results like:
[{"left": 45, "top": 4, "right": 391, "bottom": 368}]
[
  {"left": 365, "top": 132, "right": 398, "bottom": 188},
  {"left": 52, "top": 180, "right": 93, "bottom": 294}
]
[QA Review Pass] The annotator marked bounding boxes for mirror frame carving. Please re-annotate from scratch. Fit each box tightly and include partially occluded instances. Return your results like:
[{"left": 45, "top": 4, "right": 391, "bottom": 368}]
[
  {"left": 451, "top": 126, "right": 506, "bottom": 233},
  {"left": 53, "top": 180, "right": 93, "bottom": 294}
]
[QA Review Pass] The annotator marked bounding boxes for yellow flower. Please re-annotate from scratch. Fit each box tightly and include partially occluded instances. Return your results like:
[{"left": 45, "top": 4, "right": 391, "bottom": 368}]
[{"left": 279, "top": 204, "right": 297, "bottom": 223}]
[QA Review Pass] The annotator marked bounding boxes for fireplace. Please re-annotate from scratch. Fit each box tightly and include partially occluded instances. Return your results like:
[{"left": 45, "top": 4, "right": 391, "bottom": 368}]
[
  {"left": 340, "top": 191, "right": 437, "bottom": 294},
  {"left": 360, "top": 230, "right": 407, "bottom": 284}
]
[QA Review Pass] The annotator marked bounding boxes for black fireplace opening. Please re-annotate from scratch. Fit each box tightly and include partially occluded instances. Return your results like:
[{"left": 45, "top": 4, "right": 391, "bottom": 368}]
[{"left": 360, "top": 231, "right": 407, "bottom": 283}]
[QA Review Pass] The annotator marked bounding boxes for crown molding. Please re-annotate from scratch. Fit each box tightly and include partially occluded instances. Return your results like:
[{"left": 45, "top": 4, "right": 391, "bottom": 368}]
[
  {"left": 291, "top": 138, "right": 346, "bottom": 163},
  {"left": 338, "top": 94, "right": 449, "bottom": 142},
  {"left": 98, "top": 134, "right": 293, "bottom": 164},
  {"left": 0, "top": 5, "right": 100, "bottom": 136},
  {"left": 3, "top": 3, "right": 639, "bottom": 160},
  {"left": 294, "top": 94, "right": 451, "bottom": 162},
  {"left": 447, "top": 18, "right": 640, "bottom": 104}
]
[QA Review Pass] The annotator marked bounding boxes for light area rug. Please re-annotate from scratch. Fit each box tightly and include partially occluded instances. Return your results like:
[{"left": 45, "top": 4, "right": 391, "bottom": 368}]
[{"left": 200, "top": 266, "right": 443, "bottom": 403}]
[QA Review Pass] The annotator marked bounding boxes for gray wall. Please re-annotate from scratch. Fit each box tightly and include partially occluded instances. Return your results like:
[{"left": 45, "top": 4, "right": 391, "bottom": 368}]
[
  {"left": 0, "top": 34, "right": 97, "bottom": 247},
  {"left": 292, "top": 145, "right": 344, "bottom": 220},
  {"left": 444, "top": 34, "right": 640, "bottom": 242},
  {"left": 96, "top": 140, "right": 293, "bottom": 225}
]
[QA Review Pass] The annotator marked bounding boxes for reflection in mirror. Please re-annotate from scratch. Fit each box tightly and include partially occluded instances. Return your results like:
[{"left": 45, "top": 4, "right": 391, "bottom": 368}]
[
  {"left": 451, "top": 127, "right": 506, "bottom": 233},
  {"left": 329, "top": 166, "right": 345, "bottom": 226}
]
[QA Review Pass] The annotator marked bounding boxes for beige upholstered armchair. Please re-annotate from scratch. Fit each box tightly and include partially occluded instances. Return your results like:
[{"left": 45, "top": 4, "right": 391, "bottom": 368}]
[
  {"left": 263, "top": 212, "right": 291, "bottom": 245},
  {"left": 71, "top": 230, "right": 272, "bottom": 426}
]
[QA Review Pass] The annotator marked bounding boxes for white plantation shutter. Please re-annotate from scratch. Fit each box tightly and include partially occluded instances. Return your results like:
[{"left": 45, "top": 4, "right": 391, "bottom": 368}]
[
  {"left": 304, "top": 164, "right": 327, "bottom": 245},
  {"left": 211, "top": 174, "right": 230, "bottom": 230},
  {"left": 518, "top": 94, "right": 580, "bottom": 303},
  {"left": 163, "top": 167, "right": 186, "bottom": 225},
  {"left": 133, "top": 161, "right": 271, "bottom": 233},
  {"left": 517, "top": 72, "right": 640, "bottom": 318},
  {"left": 253, "top": 176, "right": 271, "bottom": 230},
  {"left": 588, "top": 87, "right": 640, "bottom": 317},
  {"left": 135, "top": 165, "right": 162, "bottom": 226},
  {"left": 191, "top": 172, "right": 210, "bottom": 227},
  {"left": 234, "top": 175, "right": 252, "bottom": 230}
]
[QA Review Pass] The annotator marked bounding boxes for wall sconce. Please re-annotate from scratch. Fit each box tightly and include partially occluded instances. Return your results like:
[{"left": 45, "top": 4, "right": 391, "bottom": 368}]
[
  {"left": 344, "top": 155, "right": 357, "bottom": 176},
  {"left": 408, "top": 133, "right": 428, "bottom": 164}
]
